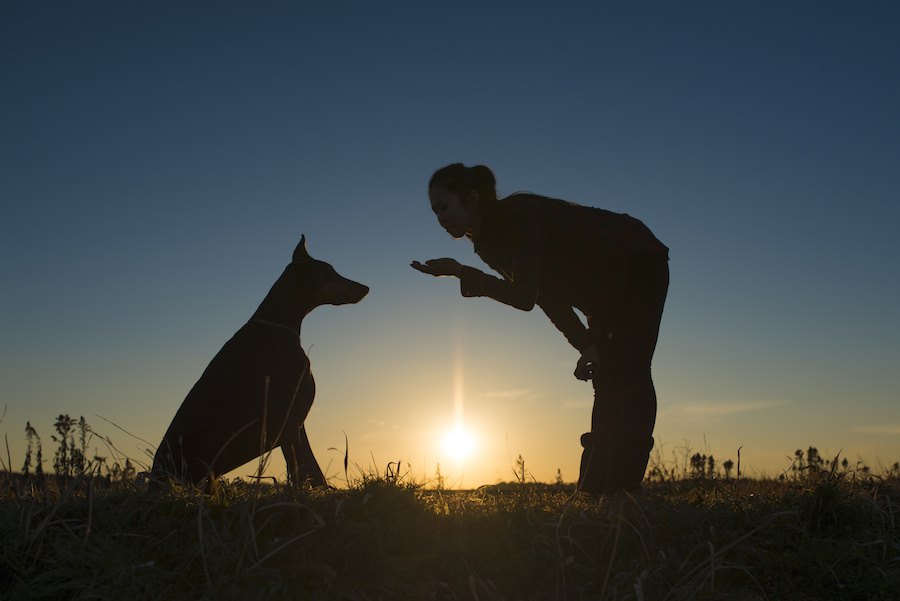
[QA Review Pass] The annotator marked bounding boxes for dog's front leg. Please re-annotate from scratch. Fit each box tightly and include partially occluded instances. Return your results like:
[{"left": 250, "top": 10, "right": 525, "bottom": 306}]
[{"left": 282, "top": 424, "right": 326, "bottom": 487}]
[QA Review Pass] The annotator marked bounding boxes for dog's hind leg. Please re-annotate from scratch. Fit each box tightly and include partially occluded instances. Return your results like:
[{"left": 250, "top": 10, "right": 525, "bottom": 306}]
[{"left": 282, "top": 424, "right": 326, "bottom": 487}]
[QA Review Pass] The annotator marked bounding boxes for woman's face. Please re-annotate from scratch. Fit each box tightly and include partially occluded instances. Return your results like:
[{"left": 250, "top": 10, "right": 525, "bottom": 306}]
[{"left": 429, "top": 186, "right": 471, "bottom": 239}]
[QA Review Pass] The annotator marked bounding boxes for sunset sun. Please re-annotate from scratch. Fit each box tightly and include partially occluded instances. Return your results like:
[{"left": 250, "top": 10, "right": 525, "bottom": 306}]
[{"left": 441, "top": 425, "right": 476, "bottom": 462}]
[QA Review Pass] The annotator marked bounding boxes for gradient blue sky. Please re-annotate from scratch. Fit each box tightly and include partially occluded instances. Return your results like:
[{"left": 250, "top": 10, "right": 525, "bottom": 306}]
[{"left": 2, "top": 2, "right": 899, "bottom": 486}]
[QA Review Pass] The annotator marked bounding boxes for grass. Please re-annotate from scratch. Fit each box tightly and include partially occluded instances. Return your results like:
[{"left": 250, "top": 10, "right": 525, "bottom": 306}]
[{"left": 1, "top": 462, "right": 899, "bottom": 600}]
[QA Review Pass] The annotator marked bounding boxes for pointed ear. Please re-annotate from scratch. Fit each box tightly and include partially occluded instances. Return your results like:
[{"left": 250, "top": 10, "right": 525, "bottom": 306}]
[{"left": 292, "top": 235, "right": 310, "bottom": 263}]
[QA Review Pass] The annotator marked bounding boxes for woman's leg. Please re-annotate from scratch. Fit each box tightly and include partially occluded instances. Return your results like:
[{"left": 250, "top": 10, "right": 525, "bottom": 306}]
[{"left": 578, "top": 254, "right": 668, "bottom": 494}]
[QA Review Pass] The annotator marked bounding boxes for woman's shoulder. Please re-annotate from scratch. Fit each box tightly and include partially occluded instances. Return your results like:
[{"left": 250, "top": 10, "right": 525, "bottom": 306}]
[
  {"left": 491, "top": 193, "right": 548, "bottom": 226},
  {"left": 499, "top": 192, "right": 567, "bottom": 212},
  {"left": 501, "top": 191, "right": 553, "bottom": 204},
  {"left": 500, "top": 192, "right": 612, "bottom": 218}
]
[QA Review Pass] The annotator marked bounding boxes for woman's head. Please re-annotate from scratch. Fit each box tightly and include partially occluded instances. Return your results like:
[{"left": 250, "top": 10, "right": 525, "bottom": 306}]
[{"left": 428, "top": 163, "right": 497, "bottom": 238}]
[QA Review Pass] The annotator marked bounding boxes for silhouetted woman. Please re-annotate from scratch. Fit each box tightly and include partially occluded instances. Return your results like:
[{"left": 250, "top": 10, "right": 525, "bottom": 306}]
[{"left": 412, "top": 163, "right": 669, "bottom": 494}]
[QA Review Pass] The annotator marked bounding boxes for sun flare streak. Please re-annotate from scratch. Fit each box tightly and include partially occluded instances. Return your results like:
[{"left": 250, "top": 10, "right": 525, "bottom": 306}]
[
  {"left": 440, "top": 325, "right": 477, "bottom": 464},
  {"left": 454, "top": 327, "right": 464, "bottom": 425}
]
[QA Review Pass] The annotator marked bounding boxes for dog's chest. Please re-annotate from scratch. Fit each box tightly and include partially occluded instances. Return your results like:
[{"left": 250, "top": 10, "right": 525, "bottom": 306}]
[
  {"left": 228, "top": 326, "right": 316, "bottom": 398},
  {"left": 296, "top": 348, "right": 315, "bottom": 394}
]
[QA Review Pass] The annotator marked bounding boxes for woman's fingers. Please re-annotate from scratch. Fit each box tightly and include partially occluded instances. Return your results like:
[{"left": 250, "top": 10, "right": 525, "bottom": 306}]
[
  {"left": 410, "top": 258, "right": 460, "bottom": 277},
  {"left": 574, "top": 356, "right": 595, "bottom": 381},
  {"left": 574, "top": 344, "right": 599, "bottom": 380},
  {"left": 411, "top": 261, "right": 443, "bottom": 276},
  {"left": 410, "top": 260, "right": 439, "bottom": 272}
]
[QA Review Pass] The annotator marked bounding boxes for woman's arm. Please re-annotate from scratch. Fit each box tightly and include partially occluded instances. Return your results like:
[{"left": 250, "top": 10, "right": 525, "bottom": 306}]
[
  {"left": 536, "top": 297, "right": 592, "bottom": 352},
  {"left": 458, "top": 265, "right": 537, "bottom": 311},
  {"left": 458, "top": 208, "right": 544, "bottom": 310}
]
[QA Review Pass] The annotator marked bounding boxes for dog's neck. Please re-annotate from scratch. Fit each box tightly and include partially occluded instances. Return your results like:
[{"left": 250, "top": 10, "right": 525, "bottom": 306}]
[
  {"left": 249, "top": 317, "right": 301, "bottom": 338},
  {"left": 249, "top": 270, "right": 316, "bottom": 337},
  {"left": 249, "top": 303, "right": 309, "bottom": 338}
]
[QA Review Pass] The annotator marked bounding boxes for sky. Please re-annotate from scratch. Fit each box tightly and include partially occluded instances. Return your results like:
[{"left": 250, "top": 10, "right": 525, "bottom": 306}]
[{"left": 2, "top": 2, "right": 899, "bottom": 487}]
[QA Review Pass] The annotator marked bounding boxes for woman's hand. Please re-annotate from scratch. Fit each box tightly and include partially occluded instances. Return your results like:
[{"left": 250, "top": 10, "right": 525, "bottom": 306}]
[
  {"left": 574, "top": 344, "right": 599, "bottom": 381},
  {"left": 411, "top": 258, "right": 464, "bottom": 278}
]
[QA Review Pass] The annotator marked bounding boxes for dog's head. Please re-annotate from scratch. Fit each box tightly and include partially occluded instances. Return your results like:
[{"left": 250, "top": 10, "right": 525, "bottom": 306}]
[{"left": 290, "top": 235, "right": 369, "bottom": 308}]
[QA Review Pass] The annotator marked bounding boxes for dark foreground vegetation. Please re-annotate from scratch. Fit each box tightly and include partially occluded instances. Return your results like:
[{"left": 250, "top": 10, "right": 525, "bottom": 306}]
[
  {"left": 0, "top": 470, "right": 897, "bottom": 599},
  {"left": 1, "top": 416, "right": 898, "bottom": 599}
]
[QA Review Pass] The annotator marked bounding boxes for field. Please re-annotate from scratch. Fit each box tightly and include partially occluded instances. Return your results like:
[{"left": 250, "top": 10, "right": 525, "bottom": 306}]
[{"left": 1, "top": 460, "right": 898, "bottom": 600}]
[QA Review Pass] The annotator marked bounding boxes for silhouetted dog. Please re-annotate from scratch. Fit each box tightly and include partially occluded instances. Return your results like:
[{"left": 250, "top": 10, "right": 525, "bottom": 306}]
[{"left": 151, "top": 236, "right": 368, "bottom": 488}]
